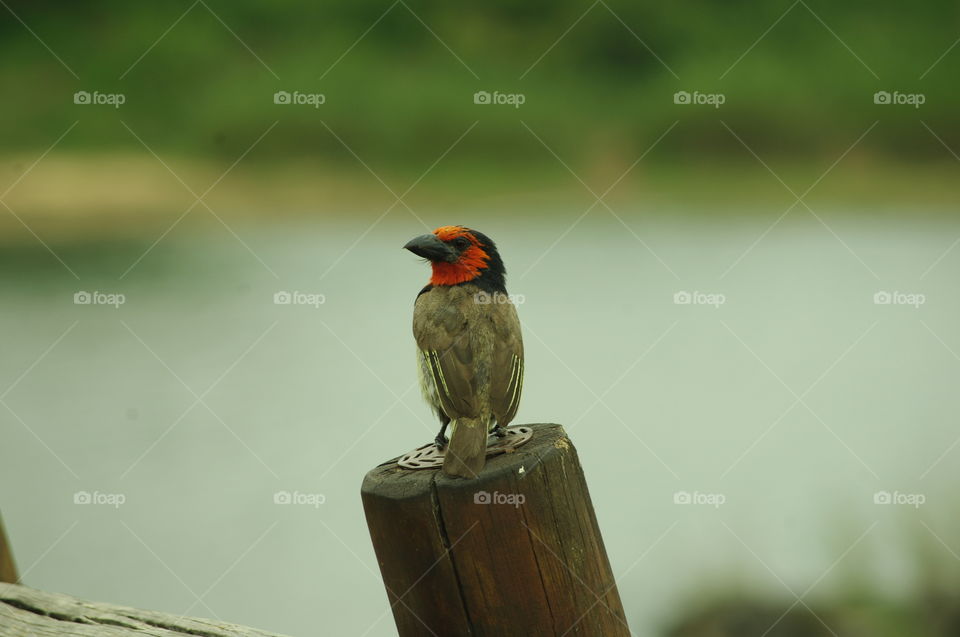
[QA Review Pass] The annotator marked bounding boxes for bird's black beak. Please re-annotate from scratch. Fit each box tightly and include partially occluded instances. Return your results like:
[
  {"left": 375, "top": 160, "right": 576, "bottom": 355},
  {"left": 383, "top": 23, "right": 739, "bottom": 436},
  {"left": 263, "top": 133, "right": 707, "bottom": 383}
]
[{"left": 404, "top": 234, "right": 456, "bottom": 262}]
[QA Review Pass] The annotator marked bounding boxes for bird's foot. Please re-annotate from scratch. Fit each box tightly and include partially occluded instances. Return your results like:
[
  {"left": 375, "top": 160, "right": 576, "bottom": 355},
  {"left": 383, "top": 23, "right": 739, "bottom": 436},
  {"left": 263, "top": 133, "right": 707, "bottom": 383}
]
[
  {"left": 491, "top": 425, "right": 508, "bottom": 439},
  {"left": 434, "top": 433, "right": 448, "bottom": 450}
]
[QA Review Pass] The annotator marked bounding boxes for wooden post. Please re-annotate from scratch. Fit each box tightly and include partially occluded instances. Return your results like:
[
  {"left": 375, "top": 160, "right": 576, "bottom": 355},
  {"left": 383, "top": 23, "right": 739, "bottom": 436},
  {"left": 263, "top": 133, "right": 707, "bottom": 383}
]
[
  {"left": 0, "top": 512, "right": 16, "bottom": 584},
  {"left": 361, "top": 423, "right": 630, "bottom": 636}
]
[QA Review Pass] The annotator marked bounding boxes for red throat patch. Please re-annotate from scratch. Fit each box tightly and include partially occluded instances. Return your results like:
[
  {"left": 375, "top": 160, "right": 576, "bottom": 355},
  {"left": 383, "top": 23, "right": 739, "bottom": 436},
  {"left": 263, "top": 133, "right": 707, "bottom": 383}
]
[{"left": 429, "top": 226, "right": 490, "bottom": 286}]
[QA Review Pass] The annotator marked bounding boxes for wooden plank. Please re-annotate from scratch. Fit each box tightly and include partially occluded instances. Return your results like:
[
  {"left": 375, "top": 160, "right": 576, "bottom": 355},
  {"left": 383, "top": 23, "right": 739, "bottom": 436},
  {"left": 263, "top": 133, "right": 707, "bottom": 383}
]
[
  {"left": 0, "top": 582, "right": 289, "bottom": 637},
  {"left": 362, "top": 423, "right": 630, "bottom": 636}
]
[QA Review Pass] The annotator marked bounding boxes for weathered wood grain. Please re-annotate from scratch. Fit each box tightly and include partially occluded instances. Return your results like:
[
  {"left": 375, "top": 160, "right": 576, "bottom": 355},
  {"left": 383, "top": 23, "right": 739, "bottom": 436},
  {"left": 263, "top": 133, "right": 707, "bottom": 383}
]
[
  {"left": 362, "top": 423, "right": 630, "bottom": 637},
  {"left": 0, "top": 583, "right": 289, "bottom": 637}
]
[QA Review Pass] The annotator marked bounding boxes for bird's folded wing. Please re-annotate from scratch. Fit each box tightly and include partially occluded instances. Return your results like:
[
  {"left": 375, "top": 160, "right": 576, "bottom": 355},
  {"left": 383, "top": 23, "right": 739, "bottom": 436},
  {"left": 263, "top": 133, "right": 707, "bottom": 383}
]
[
  {"left": 414, "top": 301, "right": 477, "bottom": 417},
  {"left": 488, "top": 301, "right": 524, "bottom": 426}
]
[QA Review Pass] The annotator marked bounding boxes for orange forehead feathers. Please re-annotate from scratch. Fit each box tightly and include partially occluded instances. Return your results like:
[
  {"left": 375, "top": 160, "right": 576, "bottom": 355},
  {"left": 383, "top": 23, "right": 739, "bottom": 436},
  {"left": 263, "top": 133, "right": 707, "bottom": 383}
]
[
  {"left": 429, "top": 226, "right": 490, "bottom": 286},
  {"left": 433, "top": 225, "right": 473, "bottom": 242}
]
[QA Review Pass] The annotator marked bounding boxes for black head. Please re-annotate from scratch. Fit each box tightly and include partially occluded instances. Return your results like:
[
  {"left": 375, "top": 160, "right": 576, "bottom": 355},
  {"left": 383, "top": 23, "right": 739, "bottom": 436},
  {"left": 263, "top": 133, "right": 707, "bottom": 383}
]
[{"left": 404, "top": 226, "right": 506, "bottom": 293}]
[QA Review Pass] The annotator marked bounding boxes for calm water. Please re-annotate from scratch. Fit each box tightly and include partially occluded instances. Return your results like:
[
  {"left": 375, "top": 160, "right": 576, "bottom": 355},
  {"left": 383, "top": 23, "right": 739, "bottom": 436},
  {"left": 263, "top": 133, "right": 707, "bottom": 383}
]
[{"left": 2, "top": 211, "right": 957, "bottom": 635}]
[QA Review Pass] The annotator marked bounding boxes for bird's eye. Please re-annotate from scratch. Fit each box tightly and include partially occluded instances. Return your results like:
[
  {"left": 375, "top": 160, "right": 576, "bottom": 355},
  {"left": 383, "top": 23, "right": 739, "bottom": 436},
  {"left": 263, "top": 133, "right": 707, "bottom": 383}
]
[{"left": 453, "top": 236, "right": 471, "bottom": 250}]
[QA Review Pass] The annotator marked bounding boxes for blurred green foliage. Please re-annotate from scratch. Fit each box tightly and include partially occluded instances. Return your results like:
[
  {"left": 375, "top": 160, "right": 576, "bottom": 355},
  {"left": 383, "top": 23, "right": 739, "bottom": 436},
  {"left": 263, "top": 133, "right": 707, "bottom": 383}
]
[
  {"left": 665, "top": 591, "right": 960, "bottom": 637},
  {"left": 2, "top": 0, "right": 958, "bottom": 164}
]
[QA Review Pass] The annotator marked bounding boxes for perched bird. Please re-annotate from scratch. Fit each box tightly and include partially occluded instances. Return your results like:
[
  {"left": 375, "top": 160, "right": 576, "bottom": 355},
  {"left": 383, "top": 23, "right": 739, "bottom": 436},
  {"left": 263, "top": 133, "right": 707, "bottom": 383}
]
[{"left": 404, "top": 226, "right": 524, "bottom": 478}]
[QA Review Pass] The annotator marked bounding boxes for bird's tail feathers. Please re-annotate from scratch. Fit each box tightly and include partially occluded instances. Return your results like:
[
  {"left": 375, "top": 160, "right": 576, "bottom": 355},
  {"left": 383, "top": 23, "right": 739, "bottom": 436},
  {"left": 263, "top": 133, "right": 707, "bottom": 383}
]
[{"left": 442, "top": 417, "right": 488, "bottom": 478}]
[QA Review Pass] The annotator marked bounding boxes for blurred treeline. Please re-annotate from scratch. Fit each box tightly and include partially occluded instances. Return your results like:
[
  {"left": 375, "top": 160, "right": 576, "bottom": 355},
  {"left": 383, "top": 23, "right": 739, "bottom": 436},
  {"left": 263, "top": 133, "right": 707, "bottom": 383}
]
[
  {"left": 2, "top": 0, "right": 958, "bottom": 165},
  {"left": 663, "top": 543, "right": 960, "bottom": 637},
  {"left": 666, "top": 592, "right": 960, "bottom": 637}
]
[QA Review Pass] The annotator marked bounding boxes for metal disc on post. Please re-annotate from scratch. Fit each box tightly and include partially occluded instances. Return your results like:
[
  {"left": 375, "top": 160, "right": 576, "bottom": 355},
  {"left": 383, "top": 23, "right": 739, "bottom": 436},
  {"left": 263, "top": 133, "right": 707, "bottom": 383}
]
[{"left": 397, "top": 425, "right": 533, "bottom": 470}]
